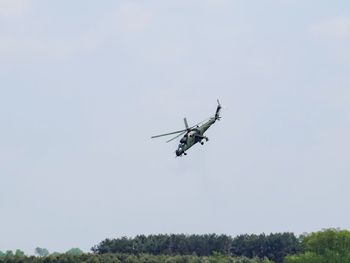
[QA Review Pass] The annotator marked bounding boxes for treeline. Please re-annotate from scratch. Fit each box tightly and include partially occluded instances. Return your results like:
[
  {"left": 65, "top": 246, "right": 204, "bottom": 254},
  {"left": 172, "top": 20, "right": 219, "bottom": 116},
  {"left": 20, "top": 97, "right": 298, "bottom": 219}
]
[
  {"left": 92, "top": 233, "right": 300, "bottom": 263},
  {"left": 0, "top": 253, "right": 272, "bottom": 263},
  {"left": 1, "top": 229, "right": 350, "bottom": 263}
]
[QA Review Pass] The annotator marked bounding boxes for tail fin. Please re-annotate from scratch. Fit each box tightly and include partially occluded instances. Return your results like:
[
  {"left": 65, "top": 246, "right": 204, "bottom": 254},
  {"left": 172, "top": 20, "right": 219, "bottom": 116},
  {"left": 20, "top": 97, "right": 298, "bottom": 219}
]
[{"left": 215, "top": 99, "right": 222, "bottom": 120}]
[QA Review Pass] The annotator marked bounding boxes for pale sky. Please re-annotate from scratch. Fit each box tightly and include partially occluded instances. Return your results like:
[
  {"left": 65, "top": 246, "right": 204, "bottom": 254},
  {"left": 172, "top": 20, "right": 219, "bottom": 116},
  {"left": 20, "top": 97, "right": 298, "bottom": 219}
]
[{"left": 1, "top": 0, "right": 350, "bottom": 255}]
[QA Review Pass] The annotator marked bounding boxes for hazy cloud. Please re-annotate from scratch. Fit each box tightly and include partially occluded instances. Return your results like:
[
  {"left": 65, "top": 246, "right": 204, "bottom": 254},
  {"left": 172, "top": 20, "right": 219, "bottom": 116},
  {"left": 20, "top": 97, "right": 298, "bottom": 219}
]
[
  {"left": 203, "top": 0, "right": 231, "bottom": 8},
  {"left": 310, "top": 17, "right": 350, "bottom": 39},
  {"left": 0, "top": 35, "right": 98, "bottom": 60},
  {"left": 0, "top": 0, "right": 30, "bottom": 17},
  {"left": 0, "top": 2, "right": 152, "bottom": 59},
  {"left": 115, "top": 2, "right": 152, "bottom": 32}
]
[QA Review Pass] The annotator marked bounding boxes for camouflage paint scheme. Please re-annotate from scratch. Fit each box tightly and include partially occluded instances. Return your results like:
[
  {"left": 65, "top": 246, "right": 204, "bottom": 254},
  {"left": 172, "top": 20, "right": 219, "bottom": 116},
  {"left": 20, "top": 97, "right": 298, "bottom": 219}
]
[
  {"left": 175, "top": 115, "right": 218, "bottom": 156},
  {"left": 152, "top": 101, "right": 221, "bottom": 157}
]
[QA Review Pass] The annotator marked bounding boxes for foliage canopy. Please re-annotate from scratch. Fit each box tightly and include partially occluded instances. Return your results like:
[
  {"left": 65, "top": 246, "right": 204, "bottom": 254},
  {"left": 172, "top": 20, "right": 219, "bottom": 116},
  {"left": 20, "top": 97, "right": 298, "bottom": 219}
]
[{"left": 285, "top": 229, "right": 350, "bottom": 263}]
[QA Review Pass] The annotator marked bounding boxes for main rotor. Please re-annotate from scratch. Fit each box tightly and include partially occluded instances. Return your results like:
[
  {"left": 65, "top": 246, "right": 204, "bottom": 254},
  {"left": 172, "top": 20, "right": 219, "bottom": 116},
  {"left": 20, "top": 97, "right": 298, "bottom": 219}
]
[{"left": 151, "top": 100, "right": 221, "bottom": 143}]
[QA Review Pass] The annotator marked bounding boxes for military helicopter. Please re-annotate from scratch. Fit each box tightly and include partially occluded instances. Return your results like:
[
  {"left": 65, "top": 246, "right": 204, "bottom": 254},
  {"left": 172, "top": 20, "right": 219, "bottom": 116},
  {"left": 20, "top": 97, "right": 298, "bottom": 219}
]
[{"left": 151, "top": 100, "right": 222, "bottom": 156}]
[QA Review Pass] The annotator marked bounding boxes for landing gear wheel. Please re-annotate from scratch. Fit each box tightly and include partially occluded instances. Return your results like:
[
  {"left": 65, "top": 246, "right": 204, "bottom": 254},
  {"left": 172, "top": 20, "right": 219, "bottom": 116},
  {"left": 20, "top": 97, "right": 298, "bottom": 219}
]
[
  {"left": 201, "top": 142, "right": 204, "bottom": 145},
  {"left": 184, "top": 152, "right": 187, "bottom": 155},
  {"left": 205, "top": 137, "right": 209, "bottom": 142}
]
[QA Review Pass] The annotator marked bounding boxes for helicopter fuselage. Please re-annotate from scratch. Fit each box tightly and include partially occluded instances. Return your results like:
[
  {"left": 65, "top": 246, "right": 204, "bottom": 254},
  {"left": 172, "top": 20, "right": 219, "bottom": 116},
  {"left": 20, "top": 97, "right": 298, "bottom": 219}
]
[{"left": 175, "top": 117, "right": 216, "bottom": 156}]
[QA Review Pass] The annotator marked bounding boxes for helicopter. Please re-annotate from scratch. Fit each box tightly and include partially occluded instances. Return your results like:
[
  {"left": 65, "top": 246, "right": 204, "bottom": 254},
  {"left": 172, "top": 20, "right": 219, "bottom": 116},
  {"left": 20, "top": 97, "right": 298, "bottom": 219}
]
[{"left": 151, "top": 100, "right": 222, "bottom": 157}]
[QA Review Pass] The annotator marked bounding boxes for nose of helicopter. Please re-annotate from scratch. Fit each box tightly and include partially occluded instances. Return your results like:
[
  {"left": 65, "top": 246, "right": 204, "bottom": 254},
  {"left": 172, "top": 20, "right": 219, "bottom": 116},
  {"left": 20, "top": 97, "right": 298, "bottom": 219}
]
[{"left": 175, "top": 149, "right": 183, "bottom": 156}]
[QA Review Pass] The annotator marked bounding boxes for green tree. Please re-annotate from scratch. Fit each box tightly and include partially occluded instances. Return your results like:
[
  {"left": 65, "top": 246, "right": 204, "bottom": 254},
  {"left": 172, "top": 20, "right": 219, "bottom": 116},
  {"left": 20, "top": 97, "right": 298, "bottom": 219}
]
[
  {"left": 285, "top": 229, "right": 350, "bottom": 263},
  {"left": 92, "top": 233, "right": 299, "bottom": 261},
  {"left": 301, "top": 228, "right": 350, "bottom": 255},
  {"left": 14, "top": 249, "right": 25, "bottom": 257},
  {"left": 284, "top": 252, "right": 325, "bottom": 263},
  {"left": 35, "top": 247, "right": 49, "bottom": 257},
  {"left": 5, "top": 251, "right": 14, "bottom": 257},
  {"left": 231, "top": 232, "right": 300, "bottom": 263},
  {"left": 66, "top": 248, "right": 84, "bottom": 255},
  {"left": 209, "top": 252, "right": 230, "bottom": 263}
]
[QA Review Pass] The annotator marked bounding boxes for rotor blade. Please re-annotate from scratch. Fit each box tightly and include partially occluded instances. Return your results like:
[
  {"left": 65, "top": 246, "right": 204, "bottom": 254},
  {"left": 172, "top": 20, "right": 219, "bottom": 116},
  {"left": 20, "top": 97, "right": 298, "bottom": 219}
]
[
  {"left": 152, "top": 116, "right": 212, "bottom": 140},
  {"left": 166, "top": 131, "right": 186, "bottom": 143},
  {"left": 168, "top": 116, "right": 212, "bottom": 142},
  {"left": 184, "top": 117, "right": 189, "bottom": 130},
  {"left": 151, "top": 129, "right": 187, "bottom": 139},
  {"left": 166, "top": 117, "right": 211, "bottom": 143}
]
